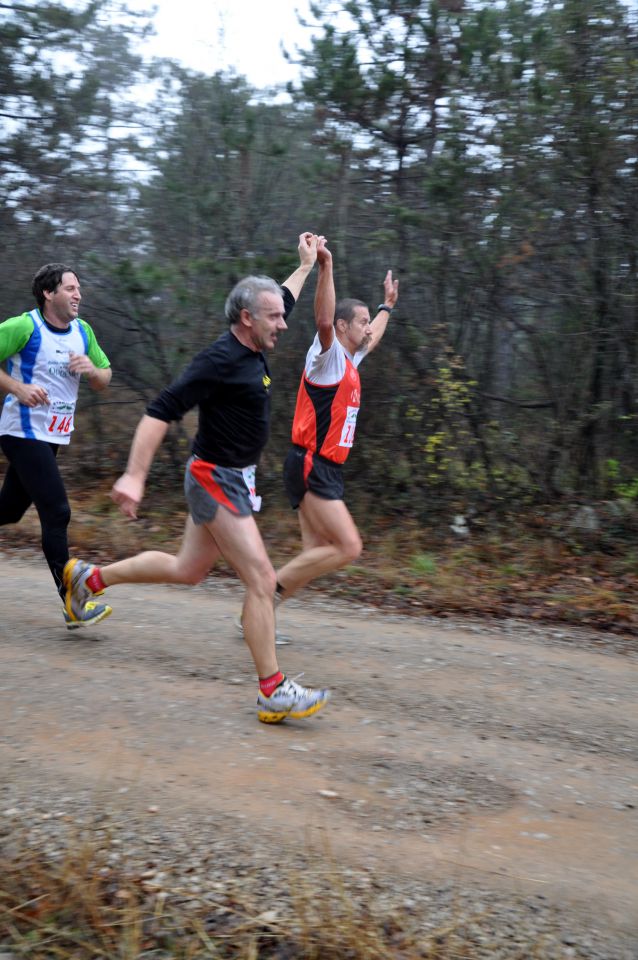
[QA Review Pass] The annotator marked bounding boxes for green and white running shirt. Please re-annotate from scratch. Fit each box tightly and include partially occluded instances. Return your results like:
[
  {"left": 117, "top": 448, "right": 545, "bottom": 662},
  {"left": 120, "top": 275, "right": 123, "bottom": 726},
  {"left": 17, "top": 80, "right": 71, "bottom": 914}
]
[{"left": 0, "top": 309, "right": 110, "bottom": 445}]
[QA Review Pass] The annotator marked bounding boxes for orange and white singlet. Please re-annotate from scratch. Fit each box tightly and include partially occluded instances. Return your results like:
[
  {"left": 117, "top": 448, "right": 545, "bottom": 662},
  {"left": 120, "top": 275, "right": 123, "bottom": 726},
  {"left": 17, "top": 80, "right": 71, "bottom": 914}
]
[{"left": 290, "top": 332, "right": 368, "bottom": 464}]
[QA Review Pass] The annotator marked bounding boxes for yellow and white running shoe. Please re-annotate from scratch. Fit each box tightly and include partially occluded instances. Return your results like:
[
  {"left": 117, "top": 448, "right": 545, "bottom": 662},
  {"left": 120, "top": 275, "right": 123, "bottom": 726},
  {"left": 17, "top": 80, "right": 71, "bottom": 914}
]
[
  {"left": 63, "top": 599, "right": 112, "bottom": 630},
  {"left": 257, "top": 675, "right": 330, "bottom": 724}
]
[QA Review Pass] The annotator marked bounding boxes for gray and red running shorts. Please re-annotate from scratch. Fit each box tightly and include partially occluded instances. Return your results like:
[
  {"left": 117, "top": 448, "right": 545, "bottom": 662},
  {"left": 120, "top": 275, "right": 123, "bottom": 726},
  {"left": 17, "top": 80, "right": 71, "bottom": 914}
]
[{"left": 184, "top": 456, "right": 254, "bottom": 523}]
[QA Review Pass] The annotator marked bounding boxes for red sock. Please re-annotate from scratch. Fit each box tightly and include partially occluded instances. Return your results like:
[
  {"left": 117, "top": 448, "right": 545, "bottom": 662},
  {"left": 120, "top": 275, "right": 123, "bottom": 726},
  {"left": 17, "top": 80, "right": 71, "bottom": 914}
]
[
  {"left": 86, "top": 568, "right": 106, "bottom": 594},
  {"left": 259, "top": 671, "right": 284, "bottom": 697}
]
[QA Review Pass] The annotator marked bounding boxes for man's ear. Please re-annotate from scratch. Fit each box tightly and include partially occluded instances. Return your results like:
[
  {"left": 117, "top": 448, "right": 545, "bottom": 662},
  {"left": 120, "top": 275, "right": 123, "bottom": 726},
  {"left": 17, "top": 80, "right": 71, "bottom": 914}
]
[{"left": 239, "top": 307, "right": 252, "bottom": 329}]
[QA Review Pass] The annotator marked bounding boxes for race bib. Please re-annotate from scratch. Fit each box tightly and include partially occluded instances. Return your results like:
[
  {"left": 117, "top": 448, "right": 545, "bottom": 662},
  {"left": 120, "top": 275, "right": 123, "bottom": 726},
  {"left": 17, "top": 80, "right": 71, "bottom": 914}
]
[
  {"left": 339, "top": 406, "right": 359, "bottom": 448},
  {"left": 46, "top": 399, "right": 76, "bottom": 436},
  {"left": 241, "top": 464, "right": 262, "bottom": 512}
]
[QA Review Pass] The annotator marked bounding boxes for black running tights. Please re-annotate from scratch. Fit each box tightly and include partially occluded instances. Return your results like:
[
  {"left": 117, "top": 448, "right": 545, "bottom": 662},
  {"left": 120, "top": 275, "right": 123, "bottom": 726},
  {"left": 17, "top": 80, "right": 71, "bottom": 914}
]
[{"left": 0, "top": 435, "right": 70, "bottom": 600}]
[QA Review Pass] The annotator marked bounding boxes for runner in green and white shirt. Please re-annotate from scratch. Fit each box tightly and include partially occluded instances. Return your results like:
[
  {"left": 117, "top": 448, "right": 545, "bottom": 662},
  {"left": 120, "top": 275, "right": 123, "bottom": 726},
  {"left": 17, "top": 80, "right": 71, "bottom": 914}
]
[{"left": 0, "top": 263, "right": 112, "bottom": 628}]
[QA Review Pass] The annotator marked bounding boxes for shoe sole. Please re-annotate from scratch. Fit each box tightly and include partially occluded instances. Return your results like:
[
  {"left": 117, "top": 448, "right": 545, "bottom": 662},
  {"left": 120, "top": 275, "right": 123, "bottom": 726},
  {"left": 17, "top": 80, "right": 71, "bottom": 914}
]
[
  {"left": 257, "top": 711, "right": 289, "bottom": 724},
  {"left": 65, "top": 606, "right": 112, "bottom": 630},
  {"left": 258, "top": 691, "right": 330, "bottom": 724}
]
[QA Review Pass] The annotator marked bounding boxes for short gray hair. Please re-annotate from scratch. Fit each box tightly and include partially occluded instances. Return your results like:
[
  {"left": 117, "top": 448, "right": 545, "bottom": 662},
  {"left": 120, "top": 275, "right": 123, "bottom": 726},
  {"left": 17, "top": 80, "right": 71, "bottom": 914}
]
[
  {"left": 335, "top": 298, "right": 367, "bottom": 326},
  {"left": 225, "top": 276, "right": 283, "bottom": 326}
]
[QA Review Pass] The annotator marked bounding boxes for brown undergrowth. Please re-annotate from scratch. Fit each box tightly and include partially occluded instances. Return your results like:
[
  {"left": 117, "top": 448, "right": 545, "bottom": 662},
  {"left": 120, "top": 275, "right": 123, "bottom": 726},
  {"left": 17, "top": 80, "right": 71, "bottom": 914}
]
[{"left": 2, "top": 484, "right": 636, "bottom": 640}]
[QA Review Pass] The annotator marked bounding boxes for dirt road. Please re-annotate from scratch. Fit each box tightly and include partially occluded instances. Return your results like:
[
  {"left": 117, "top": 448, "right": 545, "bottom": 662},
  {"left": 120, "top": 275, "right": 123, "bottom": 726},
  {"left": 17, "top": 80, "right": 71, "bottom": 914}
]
[{"left": 1, "top": 555, "right": 637, "bottom": 957}]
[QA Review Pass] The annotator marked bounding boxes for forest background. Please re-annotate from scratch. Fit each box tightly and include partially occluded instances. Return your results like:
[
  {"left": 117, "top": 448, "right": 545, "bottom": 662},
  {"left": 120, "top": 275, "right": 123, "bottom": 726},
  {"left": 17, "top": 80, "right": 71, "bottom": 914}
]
[{"left": 1, "top": 0, "right": 637, "bottom": 636}]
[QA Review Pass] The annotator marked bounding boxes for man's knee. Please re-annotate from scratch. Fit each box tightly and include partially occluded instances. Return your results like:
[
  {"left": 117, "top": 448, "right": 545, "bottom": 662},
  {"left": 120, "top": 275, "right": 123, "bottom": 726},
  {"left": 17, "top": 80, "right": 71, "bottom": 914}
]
[
  {"left": 258, "top": 565, "right": 278, "bottom": 597},
  {"left": 244, "top": 562, "right": 277, "bottom": 598},
  {"left": 175, "top": 564, "right": 209, "bottom": 586},
  {"left": 340, "top": 531, "right": 363, "bottom": 565},
  {"left": 44, "top": 500, "right": 72, "bottom": 531}
]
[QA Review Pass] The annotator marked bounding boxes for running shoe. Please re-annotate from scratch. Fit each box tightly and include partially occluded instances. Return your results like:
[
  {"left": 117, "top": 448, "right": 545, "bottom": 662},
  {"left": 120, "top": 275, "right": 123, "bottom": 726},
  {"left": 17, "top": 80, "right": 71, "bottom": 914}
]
[
  {"left": 235, "top": 615, "right": 291, "bottom": 646},
  {"left": 63, "top": 600, "right": 112, "bottom": 630},
  {"left": 257, "top": 675, "right": 330, "bottom": 723},
  {"left": 63, "top": 558, "right": 102, "bottom": 622}
]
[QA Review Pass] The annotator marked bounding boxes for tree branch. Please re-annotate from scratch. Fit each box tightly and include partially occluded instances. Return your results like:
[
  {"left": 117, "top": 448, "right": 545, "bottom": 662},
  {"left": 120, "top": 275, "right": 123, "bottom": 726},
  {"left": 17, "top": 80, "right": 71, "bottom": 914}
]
[{"left": 478, "top": 392, "right": 555, "bottom": 409}]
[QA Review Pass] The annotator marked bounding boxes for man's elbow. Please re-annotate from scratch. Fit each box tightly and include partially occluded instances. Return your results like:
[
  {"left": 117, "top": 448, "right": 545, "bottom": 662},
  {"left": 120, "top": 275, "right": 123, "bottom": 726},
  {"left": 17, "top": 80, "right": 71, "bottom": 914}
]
[{"left": 90, "top": 368, "right": 112, "bottom": 392}]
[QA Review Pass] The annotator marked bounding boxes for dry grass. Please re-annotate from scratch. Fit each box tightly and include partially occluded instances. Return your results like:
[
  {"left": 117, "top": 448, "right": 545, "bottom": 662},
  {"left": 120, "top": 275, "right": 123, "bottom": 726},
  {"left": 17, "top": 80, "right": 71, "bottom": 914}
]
[{"left": 0, "top": 826, "right": 495, "bottom": 959}]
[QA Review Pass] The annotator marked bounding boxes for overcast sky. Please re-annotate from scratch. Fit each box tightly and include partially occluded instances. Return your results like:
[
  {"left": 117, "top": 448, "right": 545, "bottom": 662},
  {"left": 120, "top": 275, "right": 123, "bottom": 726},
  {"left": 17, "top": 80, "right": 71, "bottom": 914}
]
[
  {"left": 129, "top": 0, "right": 318, "bottom": 89},
  {"left": 125, "top": 0, "right": 637, "bottom": 90}
]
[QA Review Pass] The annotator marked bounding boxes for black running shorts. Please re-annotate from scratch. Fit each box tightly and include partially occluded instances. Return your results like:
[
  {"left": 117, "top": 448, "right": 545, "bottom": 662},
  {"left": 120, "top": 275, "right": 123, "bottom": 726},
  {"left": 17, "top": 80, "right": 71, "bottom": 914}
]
[{"left": 283, "top": 445, "right": 344, "bottom": 509}]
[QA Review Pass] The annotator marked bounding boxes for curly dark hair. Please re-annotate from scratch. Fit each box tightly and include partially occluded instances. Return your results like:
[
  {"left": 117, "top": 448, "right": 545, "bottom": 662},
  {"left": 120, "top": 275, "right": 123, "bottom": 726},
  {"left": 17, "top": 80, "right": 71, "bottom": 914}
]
[{"left": 32, "top": 263, "right": 79, "bottom": 311}]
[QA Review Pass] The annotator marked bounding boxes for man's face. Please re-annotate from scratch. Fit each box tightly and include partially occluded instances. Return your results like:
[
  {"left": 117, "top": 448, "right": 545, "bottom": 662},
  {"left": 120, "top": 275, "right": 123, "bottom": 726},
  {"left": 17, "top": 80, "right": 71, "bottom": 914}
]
[
  {"left": 43, "top": 272, "right": 81, "bottom": 325},
  {"left": 248, "top": 291, "right": 287, "bottom": 351},
  {"left": 345, "top": 305, "right": 372, "bottom": 350}
]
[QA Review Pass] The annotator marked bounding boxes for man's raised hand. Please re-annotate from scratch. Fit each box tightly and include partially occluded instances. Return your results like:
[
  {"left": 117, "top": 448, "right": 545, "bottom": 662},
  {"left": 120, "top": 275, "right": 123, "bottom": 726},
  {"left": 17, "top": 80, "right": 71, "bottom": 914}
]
[
  {"left": 298, "top": 231, "right": 319, "bottom": 270},
  {"left": 383, "top": 270, "right": 399, "bottom": 309},
  {"left": 317, "top": 236, "right": 332, "bottom": 265}
]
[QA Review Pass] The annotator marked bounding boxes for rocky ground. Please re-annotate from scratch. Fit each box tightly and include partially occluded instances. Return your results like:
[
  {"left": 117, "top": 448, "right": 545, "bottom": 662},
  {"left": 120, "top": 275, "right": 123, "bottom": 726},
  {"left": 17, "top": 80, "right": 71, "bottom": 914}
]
[{"left": 1, "top": 554, "right": 637, "bottom": 958}]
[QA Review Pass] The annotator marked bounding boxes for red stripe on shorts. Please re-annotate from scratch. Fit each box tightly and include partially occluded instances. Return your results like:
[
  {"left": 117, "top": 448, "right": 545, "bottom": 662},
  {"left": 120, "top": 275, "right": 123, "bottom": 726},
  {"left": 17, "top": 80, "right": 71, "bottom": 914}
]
[
  {"left": 189, "top": 458, "right": 240, "bottom": 514},
  {"left": 303, "top": 449, "right": 314, "bottom": 488}
]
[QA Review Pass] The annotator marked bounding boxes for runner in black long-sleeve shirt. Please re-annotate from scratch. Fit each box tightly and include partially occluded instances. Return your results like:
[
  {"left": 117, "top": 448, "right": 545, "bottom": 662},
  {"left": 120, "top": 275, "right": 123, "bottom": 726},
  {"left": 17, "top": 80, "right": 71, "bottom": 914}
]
[{"left": 64, "top": 233, "right": 330, "bottom": 725}]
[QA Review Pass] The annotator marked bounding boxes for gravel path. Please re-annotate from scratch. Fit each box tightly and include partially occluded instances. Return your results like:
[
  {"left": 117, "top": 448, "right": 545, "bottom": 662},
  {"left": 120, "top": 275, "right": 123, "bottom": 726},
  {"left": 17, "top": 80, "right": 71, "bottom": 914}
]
[{"left": 1, "top": 554, "right": 637, "bottom": 958}]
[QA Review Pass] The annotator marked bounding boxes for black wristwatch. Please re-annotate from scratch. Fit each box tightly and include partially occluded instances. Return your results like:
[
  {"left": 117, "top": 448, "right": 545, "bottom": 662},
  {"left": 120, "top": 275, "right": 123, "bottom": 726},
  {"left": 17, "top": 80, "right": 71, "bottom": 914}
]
[{"left": 376, "top": 304, "right": 393, "bottom": 313}]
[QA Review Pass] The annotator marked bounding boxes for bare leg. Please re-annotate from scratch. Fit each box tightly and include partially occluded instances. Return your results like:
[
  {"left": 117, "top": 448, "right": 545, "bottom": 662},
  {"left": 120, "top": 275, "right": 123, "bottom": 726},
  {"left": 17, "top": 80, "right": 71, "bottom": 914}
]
[
  {"left": 101, "top": 511, "right": 279, "bottom": 677},
  {"left": 204, "top": 507, "right": 278, "bottom": 677},
  {"left": 101, "top": 517, "right": 220, "bottom": 586},
  {"left": 275, "top": 493, "right": 362, "bottom": 600}
]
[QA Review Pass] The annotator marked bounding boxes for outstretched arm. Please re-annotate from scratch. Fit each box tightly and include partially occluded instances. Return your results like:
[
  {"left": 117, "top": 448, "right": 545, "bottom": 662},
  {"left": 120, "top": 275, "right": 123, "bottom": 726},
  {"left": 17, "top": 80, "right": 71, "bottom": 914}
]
[
  {"left": 315, "top": 239, "right": 336, "bottom": 352},
  {"left": 366, "top": 270, "right": 399, "bottom": 354},
  {"left": 281, "top": 232, "right": 319, "bottom": 301},
  {"left": 111, "top": 414, "right": 169, "bottom": 519}
]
